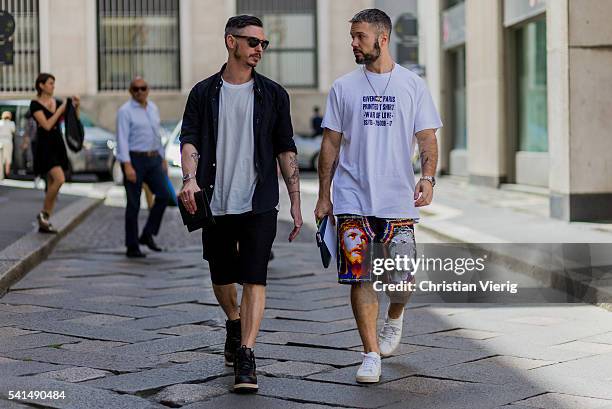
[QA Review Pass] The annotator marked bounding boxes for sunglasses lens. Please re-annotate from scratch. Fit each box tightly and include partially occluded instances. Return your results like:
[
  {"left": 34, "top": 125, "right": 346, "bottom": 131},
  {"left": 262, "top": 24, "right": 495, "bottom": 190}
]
[{"left": 245, "top": 37, "right": 268, "bottom": 50}]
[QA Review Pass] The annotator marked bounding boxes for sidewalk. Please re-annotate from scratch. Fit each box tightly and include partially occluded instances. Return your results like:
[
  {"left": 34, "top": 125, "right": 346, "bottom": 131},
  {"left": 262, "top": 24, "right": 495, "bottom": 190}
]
[
  {"left": 289, "top": 174, "right": 612, "bottom": 305},
  {"left": 0, "top": 185, "right": 79, "bottom": 252},
  {"left": 0, "top": 182, "right": 104, "bottom": 296},
  {"left": 281, "top": 174, "right": 612, "bottom": 243},
  {"left": 1, "top": 200, "right": 612, "bottom": 408},
  {"left": 420, "top": 177, "right": 612, "bottom": 244},
  {"left": 416, "top": 178, "right": 612, "bottom": 305}
]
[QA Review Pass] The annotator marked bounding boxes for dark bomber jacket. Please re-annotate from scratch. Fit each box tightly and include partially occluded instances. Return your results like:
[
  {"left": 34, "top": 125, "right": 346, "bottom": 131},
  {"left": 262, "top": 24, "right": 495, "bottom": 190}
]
[{"left": 179, "top": 64, "right": 297, "bottom": 214}]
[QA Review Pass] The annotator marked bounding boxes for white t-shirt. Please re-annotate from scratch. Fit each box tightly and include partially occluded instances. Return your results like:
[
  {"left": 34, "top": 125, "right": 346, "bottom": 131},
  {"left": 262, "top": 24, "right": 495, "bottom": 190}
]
[
  {"left": 0, "top": 119, "right": 15, "bottom": 142},
  {"left": 322, "top": 64, "right": 442, "bottom": 219},
  {"left": 210, "top": 79, "right": 257, "bottom": 216}
]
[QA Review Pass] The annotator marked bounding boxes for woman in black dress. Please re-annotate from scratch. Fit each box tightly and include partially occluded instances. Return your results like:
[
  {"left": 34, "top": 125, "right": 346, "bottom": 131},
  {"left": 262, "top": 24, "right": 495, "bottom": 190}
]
[{"left": 30, "top": 73, "right": 80, "bottom": 233}]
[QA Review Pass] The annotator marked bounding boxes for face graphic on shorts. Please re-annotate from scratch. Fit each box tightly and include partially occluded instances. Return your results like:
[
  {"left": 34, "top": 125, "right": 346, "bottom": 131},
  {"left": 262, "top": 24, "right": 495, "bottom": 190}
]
[{"left": 342, "top": 226, "right": 367, "bottom": 266}]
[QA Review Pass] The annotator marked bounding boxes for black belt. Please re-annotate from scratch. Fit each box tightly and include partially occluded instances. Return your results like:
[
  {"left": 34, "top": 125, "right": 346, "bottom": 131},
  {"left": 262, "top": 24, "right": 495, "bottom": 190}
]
[{"left": 130, "top": 150, "right": 159, "bottom": 157}]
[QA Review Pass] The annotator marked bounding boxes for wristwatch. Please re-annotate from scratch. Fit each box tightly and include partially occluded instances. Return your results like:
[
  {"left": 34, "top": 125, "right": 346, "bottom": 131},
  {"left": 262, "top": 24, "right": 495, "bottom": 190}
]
[
  {"left": 420, "top": 176, "right": 436, "bottom": 187},
  {"left": 182, "top": 173, "right": 196, "bottom": 184}
]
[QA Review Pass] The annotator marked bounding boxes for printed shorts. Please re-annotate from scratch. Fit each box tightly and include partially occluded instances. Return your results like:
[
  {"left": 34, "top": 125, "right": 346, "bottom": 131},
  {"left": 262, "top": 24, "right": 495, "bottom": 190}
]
[{"left": 336, "top": 214, "right": 417, "bottom": 284}]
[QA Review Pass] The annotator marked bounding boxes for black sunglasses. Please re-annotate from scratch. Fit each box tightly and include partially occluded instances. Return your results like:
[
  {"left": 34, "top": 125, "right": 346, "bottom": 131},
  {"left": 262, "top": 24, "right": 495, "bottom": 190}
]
[
  {"left": 232, "top": 35, "right": 270, "bottom": 50},
  {"left": 131, "top": 86, "right": 148, "bottom": 92}
]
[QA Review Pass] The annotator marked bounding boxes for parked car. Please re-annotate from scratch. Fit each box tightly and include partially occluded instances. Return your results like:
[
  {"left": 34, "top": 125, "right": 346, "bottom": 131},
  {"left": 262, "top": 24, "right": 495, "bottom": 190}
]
[
  {"left": 62, "top": 112, "right": 115, "bottom": 179},
  {"left": 0, "top": 99, "right": 115, "bottom": 179},
  {"left": 165, "top": 121, "right": 182, "bottom": 169},
  {"left": 160, "top": 120, "right": 180, "bottom": 148},
  {"left": 295, "top": 132, "right": 421, "bottom": 173},
  {"left": 294, "top": 133, "right": 322, "bottom": 170},
  {"left": 162, "top": 121, "right": 319, "bottom": 171}
]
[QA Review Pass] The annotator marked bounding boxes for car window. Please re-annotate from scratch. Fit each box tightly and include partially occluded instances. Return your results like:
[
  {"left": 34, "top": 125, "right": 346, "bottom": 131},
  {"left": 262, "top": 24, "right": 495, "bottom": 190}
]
[{"left": 78, "top": 112, "right": 95, "bottom": 127}]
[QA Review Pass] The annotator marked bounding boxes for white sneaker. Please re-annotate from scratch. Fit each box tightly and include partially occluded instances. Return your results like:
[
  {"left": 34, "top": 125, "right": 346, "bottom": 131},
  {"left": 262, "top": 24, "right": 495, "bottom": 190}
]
[
  {"left": 356, "top": 352, "right": 381, "bottom": 383},
  {"left": 378, "top": 310, "right": 404, "bottom": 357}
]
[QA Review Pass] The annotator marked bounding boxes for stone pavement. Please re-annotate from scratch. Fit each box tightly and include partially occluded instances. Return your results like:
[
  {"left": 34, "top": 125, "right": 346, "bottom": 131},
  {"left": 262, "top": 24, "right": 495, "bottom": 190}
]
[{"left": 1, "top": 204, "right": 612, "bottom": 408}]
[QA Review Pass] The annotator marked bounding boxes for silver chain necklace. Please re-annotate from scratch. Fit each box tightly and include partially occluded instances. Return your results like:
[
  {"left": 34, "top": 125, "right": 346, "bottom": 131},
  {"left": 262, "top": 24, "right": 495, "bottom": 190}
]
[{"left": 363, "top": 64, "right": 394, "bottom": 102}]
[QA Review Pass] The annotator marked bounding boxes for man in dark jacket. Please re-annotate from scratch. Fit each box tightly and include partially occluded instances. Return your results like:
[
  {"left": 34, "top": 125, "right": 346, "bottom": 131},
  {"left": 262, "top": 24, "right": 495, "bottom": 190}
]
[{"left": 178, "top": 15, "right": 302, "bottom": 393}]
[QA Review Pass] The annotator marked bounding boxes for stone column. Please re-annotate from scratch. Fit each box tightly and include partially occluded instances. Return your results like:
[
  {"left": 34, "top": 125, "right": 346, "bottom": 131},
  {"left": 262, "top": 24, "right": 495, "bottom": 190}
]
[
  {"left": 464, "top": 0, "right": 506, "bottom": 187},
  {"left": 418, "top": 0, "right": 448, "bottom": 174},
  {"left": 548, "top": 0, "right": 612, "bottom": 221},
  {"left": 44, "top": 0, "right": 90, "bottom": 96}
]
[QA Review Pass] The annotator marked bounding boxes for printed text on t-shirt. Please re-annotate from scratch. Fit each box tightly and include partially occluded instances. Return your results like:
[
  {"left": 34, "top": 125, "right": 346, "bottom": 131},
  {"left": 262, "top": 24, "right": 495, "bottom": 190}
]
[{"left": 362, "top": 95, "right": 396, "bottom": 127}]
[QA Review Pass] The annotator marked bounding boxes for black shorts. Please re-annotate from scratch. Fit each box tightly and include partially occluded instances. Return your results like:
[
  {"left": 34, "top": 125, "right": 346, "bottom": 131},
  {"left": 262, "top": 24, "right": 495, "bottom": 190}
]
[{"left": 202, "top": 209, "right": 277, "bottom": 286}]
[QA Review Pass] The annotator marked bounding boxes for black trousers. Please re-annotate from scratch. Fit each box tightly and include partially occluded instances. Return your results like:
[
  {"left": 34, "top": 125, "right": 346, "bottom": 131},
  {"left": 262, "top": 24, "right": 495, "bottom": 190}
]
[
  {"left": 123, "top": 154, "right": 169, "bottom": 249},
  {"left": 202, "top": 209, "right": 278, "bottom": 286}
]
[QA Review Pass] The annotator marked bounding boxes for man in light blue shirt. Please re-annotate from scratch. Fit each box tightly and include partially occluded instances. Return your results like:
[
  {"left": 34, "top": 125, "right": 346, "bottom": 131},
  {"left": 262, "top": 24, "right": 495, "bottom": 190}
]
[{"left": 116, "top": 76, "right": 169, "bottom": 258}]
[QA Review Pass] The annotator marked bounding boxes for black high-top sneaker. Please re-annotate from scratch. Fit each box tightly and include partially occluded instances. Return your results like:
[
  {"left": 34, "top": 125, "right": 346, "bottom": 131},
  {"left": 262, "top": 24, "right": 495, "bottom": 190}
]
[
  {"left": 233, "top": 345, "right": 258, "bottom": 393},
  {"left": 224, "top": 319, "right": 241, "bottom": 366}
]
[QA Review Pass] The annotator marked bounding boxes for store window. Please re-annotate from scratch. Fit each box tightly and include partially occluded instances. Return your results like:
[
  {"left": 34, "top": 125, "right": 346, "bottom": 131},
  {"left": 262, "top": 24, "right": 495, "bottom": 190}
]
[
  {"left": 97, "top": 0, "right": 181, "bottom": 91},
  {"left": 0, "top": 0, "right": 39, "bottom": 92},
  {"left": 237, "top": 0, "right": 317, "bottom": 88},
  {"left": 515, "top": 19, "right": 547, "bottom": 152}
]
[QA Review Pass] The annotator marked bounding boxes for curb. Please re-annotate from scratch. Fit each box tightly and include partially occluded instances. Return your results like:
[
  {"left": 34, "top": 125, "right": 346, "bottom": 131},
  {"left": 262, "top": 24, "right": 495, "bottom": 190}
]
[
  {"left": 417, "top": 219, "right": 612, "bottom": 307},
  {"left": 0, "top": 196, "right": 103, "bottom": 296}
]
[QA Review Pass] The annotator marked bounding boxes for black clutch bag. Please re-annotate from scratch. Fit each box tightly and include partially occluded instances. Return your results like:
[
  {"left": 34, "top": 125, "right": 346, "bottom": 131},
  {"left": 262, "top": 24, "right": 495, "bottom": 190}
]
[
  {"left": 178, "top": 190, "right": 215, "bottom": 232},
  {"left": 316, "top": 216, "right": 334, "bottom": 268}
]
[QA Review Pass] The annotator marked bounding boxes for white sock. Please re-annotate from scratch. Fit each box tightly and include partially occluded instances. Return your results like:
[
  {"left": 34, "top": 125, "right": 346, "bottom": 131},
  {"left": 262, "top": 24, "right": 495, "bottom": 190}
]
[{"left": 387, "top": 310, "right": 404, "bottom": 327}]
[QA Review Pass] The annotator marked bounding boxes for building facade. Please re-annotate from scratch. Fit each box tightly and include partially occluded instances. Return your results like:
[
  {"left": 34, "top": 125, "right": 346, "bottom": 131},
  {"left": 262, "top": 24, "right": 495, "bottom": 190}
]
[
  {"left": 0, "top": 0, "right": 384, "bottom": 136},
  {"left": 418, "top": 0, "right": 612, "bottom": 222},
  {"left": 4, "top": 0, "right": 607, "bottom": 221}
]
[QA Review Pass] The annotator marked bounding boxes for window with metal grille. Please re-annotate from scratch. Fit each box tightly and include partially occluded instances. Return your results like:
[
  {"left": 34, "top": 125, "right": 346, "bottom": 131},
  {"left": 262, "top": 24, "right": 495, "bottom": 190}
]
[
  {"left": 0, "top": 0, "right": 39, "bottom": 93},
  {"left": 237, "top": 0, "right": 317, "bottom": 88},
  {"left": 97, "top": 0, "right": 180, "bottom": 91}
]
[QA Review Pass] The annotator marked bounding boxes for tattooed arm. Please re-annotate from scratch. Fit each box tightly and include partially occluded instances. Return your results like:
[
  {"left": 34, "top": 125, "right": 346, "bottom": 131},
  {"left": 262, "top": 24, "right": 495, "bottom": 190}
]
[
  {"left": 314, "top": 128, "right": 342, "bottom": 223},
  {"left": 278, "top": 151, "right": 303, "bottom": 241},
  {"left": 414, "top": 129, "right": 439, "bottom": 207},
  {"left": 178, "top": 143, "right": 201, "bottom": 214}
]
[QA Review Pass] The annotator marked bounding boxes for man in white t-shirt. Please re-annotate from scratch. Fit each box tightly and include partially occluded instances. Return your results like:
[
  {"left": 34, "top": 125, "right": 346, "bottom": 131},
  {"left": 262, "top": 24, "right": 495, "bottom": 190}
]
[{"left": 315, "top": 8, "right": 442, "bottom": 384}]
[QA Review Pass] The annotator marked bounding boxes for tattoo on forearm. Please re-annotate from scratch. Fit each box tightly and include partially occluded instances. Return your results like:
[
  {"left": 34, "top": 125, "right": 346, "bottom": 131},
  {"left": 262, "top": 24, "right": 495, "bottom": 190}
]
[
  {"left": 420, "top": 149, "right": 430, "bottom": 171},
  {"left": 287, "top": 155, "right": 299, "bottom": 186},
  {"left": 317, "top": 135, "right": 341, "bottom": 199},
  {"left": 190, "top": 152, "right": 200, "bottom": 168},
  {"left": 417, "top": 132, "right": 438, "bottom": 176}
]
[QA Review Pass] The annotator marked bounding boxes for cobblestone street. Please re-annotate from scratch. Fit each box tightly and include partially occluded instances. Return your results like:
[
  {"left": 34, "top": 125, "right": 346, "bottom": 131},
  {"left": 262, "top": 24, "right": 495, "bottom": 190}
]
[{"left": 2, "top": 205, "right": 612, "bottom": 408}]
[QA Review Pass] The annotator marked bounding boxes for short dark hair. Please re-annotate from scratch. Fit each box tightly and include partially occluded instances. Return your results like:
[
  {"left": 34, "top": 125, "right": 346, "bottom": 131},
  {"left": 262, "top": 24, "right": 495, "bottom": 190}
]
[
  {"left": 35, "top": 72, "right": 55, "bottom": 96},
  {"left": 349, "top": 8, "right": 392, "bottom": 38},
  {"left": 225, "top": 14, "right": 263, "bottom": 39}
]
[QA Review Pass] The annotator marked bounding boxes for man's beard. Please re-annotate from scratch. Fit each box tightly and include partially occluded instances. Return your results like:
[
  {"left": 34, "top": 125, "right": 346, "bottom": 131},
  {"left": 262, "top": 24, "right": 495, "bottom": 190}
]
[
  {"left": 355, "top": 39, "right": 381, "bottom": 65},
  {"left": 234, "top": 46, "right": 260, "bottom": 68}
]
